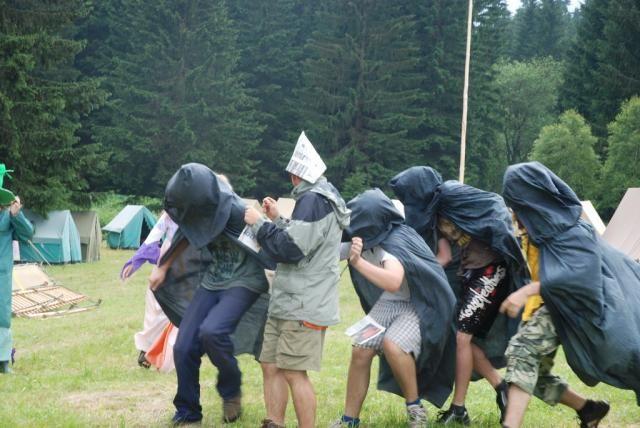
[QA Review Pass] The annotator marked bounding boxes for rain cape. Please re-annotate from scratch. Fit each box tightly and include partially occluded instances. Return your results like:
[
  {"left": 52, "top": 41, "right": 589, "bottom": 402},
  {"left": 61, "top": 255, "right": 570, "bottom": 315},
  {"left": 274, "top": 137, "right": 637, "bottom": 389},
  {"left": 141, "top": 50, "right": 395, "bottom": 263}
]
[
  {"left": 390, "top": 167, "right": 528, "bottom": 365},
  {"left": 503, "top": 162, "right": 640, "bottom": 404},
  {"left": 153, "top": 163, "right": 274, "bottom": 357},
  {"left": 345, "top": 189, "right": 456, "bottom": 407}
]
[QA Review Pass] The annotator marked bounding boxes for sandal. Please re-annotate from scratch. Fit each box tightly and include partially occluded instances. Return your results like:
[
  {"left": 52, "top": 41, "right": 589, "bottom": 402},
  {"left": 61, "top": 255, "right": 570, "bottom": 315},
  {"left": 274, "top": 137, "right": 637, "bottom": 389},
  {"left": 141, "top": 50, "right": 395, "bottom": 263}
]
[{"left": 137, "top": 350, "right": 151, "bottom": 369}]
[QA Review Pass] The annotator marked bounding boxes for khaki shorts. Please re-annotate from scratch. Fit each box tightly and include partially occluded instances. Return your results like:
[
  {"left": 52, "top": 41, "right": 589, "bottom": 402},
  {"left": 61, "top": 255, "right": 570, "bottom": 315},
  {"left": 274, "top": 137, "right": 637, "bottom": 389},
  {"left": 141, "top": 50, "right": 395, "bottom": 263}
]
[{"left": 259, "top": 317, "right": 326, "bottom": 371}]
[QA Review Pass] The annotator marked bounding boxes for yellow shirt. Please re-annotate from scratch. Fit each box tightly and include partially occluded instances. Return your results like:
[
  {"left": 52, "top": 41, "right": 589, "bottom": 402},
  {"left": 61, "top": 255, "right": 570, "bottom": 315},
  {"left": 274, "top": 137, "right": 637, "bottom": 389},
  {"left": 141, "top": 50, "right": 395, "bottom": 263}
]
[{"left": 521, "top": 233, "right": 544, "bottom": 321}]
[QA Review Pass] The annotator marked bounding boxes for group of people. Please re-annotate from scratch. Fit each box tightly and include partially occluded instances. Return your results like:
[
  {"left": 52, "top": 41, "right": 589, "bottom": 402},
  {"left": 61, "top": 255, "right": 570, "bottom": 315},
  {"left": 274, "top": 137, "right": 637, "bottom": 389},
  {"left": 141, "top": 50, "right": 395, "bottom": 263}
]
[
  {"left": 118, "top": 131, "right": 640, "bottom": 428},
  {"left": 3, "top": 124, "right": 639, "bottom": 428}
]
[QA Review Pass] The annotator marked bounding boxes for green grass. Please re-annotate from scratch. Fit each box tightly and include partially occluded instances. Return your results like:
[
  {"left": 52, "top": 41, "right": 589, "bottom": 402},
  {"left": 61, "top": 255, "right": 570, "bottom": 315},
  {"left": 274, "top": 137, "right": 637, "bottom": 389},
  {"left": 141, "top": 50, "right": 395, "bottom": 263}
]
[{"left": 2, "top": 247, "right": 638, "bottom": 427}]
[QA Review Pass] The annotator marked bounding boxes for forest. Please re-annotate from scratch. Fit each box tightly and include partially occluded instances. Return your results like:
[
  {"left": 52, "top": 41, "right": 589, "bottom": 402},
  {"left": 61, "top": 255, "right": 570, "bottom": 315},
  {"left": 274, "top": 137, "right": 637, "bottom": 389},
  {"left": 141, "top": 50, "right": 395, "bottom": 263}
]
[{"left": 1, "top": 0, "right": 639, "bottom": 218}]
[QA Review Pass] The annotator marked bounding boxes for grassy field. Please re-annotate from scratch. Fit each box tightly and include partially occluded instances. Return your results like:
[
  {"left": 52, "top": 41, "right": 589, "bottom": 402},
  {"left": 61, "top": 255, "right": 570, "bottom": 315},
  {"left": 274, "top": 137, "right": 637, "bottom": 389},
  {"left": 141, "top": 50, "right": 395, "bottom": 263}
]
[{"left": 2, "top": 247, "right": 638, "bottom": 427}]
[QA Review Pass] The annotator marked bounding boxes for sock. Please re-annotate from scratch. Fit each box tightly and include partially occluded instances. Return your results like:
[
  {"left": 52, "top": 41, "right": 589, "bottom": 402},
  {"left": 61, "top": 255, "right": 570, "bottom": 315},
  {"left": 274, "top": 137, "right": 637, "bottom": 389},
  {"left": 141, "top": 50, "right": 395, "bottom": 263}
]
[
  {"left": 577, "top": 400, "right": 593, "bottom": 418},
  {"left": 406, "top": 399, "right": 421, "bottom": 407},
  {"left": 341, "top": 415, "right": 360, "bottom": 426},
  {"left": 451, "top": 404, "right": 466, "bottom": 414},
  {"left": 495, "top": 379, "right": 508, "bottom": 391}
]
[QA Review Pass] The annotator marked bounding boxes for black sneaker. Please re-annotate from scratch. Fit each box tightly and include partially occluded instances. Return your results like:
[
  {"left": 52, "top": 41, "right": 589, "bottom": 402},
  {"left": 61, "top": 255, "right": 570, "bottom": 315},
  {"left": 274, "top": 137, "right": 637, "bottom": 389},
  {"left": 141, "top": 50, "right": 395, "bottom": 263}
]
[
  {"left": 577, "top": 400, "right": 610, "bottom": 428},
  {"left": 495, "top": 381, "right": 508, "bottom": 423},
  {"left": 437, "top": 405, "right": 471, "bottom": 425}
]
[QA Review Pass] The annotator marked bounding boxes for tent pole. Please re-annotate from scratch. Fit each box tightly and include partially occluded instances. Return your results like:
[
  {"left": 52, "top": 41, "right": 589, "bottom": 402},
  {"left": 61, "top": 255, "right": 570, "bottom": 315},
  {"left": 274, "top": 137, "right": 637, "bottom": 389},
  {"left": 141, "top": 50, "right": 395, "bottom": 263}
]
[{"left": 459, "top": 0, "right": 473, "bottom": 184}]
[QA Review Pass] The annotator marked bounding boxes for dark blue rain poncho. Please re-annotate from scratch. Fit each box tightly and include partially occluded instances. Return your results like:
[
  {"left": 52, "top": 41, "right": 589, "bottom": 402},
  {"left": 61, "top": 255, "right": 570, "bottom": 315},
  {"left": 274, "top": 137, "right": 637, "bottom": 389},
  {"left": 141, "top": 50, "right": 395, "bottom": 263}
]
[
  {"left": 345, "top": 189, "right": 457, "bottom": 407},
  {"left": 153, "top": 163, "right": 274, "bottom": 357},
  {"left": 503, "top": 162, "right": 640, "bottom": 404},
  {"left": 390, "top": 167, "right": 527, "bottom": 364}
]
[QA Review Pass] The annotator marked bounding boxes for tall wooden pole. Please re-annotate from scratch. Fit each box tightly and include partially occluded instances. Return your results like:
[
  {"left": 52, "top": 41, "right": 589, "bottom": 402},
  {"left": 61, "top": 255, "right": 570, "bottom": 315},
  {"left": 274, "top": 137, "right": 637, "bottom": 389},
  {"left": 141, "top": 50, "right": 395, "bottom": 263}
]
[{"left": 459, "top": 0, "right": 473, "bottom": 183}]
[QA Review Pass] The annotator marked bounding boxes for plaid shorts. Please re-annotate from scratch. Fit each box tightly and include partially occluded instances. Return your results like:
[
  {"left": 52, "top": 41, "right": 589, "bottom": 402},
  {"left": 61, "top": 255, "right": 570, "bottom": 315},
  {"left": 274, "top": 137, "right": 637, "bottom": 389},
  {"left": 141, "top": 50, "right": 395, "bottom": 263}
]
[{"left": 356, "top": 299, "right": 421, "bottom": 358}]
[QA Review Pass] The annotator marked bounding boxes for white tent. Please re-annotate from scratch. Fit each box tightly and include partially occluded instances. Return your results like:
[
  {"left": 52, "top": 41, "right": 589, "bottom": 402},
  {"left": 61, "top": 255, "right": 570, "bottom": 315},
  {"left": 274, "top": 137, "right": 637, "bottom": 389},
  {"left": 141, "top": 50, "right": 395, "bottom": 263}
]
[
  {"left": 603, "top": 188, "right": 640, "bottom": 261},
  {"left": 580, "top": 201, "right": 605, "bottom": 235}
]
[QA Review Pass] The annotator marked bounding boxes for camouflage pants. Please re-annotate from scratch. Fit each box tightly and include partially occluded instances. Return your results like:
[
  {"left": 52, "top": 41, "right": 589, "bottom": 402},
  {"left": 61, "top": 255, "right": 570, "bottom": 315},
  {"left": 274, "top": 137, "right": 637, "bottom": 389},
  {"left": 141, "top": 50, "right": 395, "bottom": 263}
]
[{"left": 504, "top": 305, "right": 568, "bottom": 405}]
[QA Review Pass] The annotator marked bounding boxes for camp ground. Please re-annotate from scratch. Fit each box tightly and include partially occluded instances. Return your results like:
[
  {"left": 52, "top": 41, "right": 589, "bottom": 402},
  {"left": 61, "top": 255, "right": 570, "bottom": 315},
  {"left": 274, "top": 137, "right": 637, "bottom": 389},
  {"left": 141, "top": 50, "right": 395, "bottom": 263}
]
[
  {"left": 19, "top": 210, "right": 82, "bottom": 264},
  {"left": 71, "top": 211, "right": 101, "bottom": 262},
  {"left": 102, "top": 205, "right": 157, "bottom": 249},
  {"left": 580, "top": 200, "right": 606, "bottom": 235},
  {"left": 603, "top": 188, "right": 640, "bottom": 261}
]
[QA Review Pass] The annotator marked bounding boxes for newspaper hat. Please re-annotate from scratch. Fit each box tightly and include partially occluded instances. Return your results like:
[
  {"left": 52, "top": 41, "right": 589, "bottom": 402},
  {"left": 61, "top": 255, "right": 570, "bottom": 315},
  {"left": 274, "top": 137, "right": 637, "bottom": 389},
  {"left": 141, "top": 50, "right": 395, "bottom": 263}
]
[
  {"left": 0, "top": 164, "right": 16, "bottom": 205},
  {"left": 285, "top": 131, "right": 327, "bottom": 184}
]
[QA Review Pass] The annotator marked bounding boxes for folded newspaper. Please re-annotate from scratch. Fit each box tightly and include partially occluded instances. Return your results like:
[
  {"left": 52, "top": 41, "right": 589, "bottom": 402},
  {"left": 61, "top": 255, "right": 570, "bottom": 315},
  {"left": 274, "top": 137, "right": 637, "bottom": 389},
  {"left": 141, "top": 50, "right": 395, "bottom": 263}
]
[{"left": 345, "top": 315, "right": 386, "bottom": 345}]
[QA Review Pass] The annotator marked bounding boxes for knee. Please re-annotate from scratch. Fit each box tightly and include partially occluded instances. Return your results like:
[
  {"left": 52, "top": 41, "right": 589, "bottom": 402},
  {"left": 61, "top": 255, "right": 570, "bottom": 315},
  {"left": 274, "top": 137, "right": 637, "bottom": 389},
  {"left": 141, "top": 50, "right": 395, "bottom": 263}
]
[
  {"left": 456, "top": 331, "right": 473, "bottom": 347},
  {"left": 282, "top": 369, "right": 307, "bottom": 385},
  {"left": 382, "top": 338, "right": 403, "bottom": 357},
  {"left": 173, "top": 338, "right": 197, "bottom": 361},
  {"left": 351, "top": 346, "right": 375, "bottom": 367},
  {"left": 198, "top": 329, "right": 228, "bottom": 350},
  {"left": 261, "top": 362, "right": 280, "bottom": 379}
]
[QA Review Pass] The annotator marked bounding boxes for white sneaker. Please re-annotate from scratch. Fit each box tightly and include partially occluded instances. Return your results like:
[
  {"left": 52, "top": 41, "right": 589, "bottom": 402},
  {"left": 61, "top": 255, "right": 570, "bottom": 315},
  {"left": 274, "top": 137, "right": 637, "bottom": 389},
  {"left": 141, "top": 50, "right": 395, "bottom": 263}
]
[{"left": 407, "top": 404, "right": 428, "bottom": 428}]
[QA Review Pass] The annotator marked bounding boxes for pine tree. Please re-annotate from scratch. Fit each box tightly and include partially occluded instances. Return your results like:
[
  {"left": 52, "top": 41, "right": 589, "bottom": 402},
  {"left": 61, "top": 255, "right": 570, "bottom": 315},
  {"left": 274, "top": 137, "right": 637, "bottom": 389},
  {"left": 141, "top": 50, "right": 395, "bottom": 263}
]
[
  {"left": 0, "top": 0, "right": 107, "bottom": 213},
  {"left": 465, "top": 0, "right": 511, "bottom": 191},
  {"left": 301, "top": 0, "right": 429, "bottom": 197},
  {"left": 228, "top": 0, "right": 311, "bottom": 197},
  {"left": 562, "top": 0, "right": 640, "bottom": 142},
  {"left": 78, "top": 0, "right": 261, "bottom": 196}
]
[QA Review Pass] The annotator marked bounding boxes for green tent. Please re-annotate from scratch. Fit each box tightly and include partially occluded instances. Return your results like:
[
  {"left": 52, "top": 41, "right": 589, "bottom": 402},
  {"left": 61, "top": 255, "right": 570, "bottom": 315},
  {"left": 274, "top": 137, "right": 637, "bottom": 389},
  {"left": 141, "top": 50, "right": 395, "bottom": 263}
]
[
  {"left": 103, "top": 205, "right": 156, "bottom": 249},
  {"left": 71, "top": 211, "right": 101, "bottom": 262},
  {"left": 19, "top": 210, "right": 82, "bottom": 264}
]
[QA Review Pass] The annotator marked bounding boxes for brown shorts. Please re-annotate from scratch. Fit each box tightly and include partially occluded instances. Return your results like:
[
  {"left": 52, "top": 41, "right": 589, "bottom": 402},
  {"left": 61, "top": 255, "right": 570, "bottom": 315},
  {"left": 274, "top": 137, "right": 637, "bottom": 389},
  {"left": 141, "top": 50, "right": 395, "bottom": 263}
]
[{"left": 259, "top": 317, "right": 326, "bottom": 371}]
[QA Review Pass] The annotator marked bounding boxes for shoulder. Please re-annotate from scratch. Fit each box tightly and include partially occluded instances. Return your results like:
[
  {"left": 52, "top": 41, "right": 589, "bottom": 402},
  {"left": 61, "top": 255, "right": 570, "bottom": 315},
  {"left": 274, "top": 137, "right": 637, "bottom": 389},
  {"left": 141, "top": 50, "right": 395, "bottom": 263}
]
[{"left": 291, "top": 191, "right": 333, "bottom": 222}]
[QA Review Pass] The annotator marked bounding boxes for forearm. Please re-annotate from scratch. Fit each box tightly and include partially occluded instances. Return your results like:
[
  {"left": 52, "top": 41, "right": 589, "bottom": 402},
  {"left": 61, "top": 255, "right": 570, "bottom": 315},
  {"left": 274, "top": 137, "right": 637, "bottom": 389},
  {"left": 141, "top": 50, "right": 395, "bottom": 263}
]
[
  {"left": 10, "top": 210, "right": 34, "bottom": 242},
  {"left": 519, "top": 281, "right": 541, "bottom": 297},
  {"left": 351, "top": 258, "right": 402, "bottom": 292}
]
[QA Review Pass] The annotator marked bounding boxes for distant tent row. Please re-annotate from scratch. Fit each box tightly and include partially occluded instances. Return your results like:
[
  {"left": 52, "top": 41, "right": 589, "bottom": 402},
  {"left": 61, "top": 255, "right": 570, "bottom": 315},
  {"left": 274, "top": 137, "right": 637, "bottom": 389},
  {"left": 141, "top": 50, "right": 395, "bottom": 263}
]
[
  {"left": 103, "top": 205, "right": 156, "bottom": 249},
  {"left": 20, "top": 210, "right": 84, "bottom": 264}
]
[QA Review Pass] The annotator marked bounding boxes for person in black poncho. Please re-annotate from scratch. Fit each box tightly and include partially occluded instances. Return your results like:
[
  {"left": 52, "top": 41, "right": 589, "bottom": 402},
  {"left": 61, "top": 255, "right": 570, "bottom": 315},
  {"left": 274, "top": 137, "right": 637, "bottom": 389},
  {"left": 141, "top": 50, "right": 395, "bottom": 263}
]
[
  {"left": 390, "top": 167, "right": 527, "bottom": 425},
  {"left": 331, "top": 189, "right": 456, "bottom": 428},
  {"left": 500, "top": 162, "right": 640, "bottom": 428}
]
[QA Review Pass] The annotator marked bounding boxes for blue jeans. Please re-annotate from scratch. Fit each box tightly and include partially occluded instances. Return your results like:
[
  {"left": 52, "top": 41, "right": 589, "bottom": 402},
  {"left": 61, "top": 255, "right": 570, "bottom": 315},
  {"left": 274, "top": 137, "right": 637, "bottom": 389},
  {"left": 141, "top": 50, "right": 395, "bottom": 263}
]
[{"left": 172, "top": 286, "right": 259, "bottom": 421}]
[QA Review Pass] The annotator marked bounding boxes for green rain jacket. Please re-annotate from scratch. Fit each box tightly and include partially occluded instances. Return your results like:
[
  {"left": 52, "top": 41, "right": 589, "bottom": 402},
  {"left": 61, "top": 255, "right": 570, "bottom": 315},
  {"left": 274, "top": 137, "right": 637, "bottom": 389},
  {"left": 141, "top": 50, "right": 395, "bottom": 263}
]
[{"left": 0, "top": 209, "right": 34, "bottom": 361}]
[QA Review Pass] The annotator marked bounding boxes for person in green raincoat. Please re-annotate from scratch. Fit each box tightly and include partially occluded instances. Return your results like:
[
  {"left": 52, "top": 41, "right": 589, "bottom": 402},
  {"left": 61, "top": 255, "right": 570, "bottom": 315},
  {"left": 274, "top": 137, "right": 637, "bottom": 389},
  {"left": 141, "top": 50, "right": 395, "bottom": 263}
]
[{"left": 0, "top": 164, "right": 34, "bottom": 373}]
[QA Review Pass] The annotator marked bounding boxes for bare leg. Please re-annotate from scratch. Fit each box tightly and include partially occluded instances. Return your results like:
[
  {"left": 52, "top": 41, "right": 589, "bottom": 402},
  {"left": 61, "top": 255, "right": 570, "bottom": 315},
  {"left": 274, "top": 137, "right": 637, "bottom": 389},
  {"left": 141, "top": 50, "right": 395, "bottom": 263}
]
[
  {"left": 559, "top": 387, "right": 587, "bottom": 411},
  {"left": 344, "top": 347, "right": 376, "bottom": 417},
  {"left": 283, "top": 369, "right": 316, "bottom": 428},
  {"left": 471, "top": 343, "right": 502, "bottom": 388},
  {"left": 261, "top": 362, "right": 288, "bottom": 425},
  {"left": 382, "top": 338, "right": 418, "bottom": 402},
  {"left": 452, "top": 331, "right": 473, "bottom": 406},
  {"left": 503, "top": 384, "right": 532, "bottom": 428}
]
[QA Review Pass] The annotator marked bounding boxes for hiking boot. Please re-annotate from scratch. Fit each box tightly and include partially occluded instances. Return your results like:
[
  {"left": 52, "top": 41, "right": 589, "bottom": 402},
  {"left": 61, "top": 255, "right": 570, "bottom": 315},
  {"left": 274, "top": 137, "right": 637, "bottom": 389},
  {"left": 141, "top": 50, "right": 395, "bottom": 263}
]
[
  {"left": 329, "top": 417, "right": 359, "bottom": 427},
  {"left": 171, "top": 413, "right": 202, "bottom": 426},
  {"left": 577, "top": 400, "right": 610, "bottom": 428},
  {"left": 261, "top": 418, "right": 285, "bottom": 428},
  {"left": 496, "top": 380, "right": 508, "bottom": 423},
  {"left": 407, "top": 404, "right": 428, "bottom": 428},
  {"left": 437, "top": 405, "right": 470, "bottom": 425},
  {"left": 223, "top": 394, "right": 242, "bottom": 423}
]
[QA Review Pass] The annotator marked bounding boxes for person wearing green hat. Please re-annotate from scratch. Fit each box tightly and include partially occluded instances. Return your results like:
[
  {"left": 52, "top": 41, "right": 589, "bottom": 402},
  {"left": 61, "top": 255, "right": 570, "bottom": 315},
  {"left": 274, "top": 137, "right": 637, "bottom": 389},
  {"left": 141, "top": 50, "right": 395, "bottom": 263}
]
[{"left": 0, "top": 164, "right": 34, "bottom": 373}]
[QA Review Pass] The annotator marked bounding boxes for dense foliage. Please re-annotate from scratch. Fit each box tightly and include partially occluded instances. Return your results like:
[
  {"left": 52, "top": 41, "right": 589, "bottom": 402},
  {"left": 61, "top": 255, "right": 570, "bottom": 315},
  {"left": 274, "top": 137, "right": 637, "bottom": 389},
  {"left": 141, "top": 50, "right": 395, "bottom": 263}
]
[{"left": 1, "top": 0, "right": 638, "bottom": 218}]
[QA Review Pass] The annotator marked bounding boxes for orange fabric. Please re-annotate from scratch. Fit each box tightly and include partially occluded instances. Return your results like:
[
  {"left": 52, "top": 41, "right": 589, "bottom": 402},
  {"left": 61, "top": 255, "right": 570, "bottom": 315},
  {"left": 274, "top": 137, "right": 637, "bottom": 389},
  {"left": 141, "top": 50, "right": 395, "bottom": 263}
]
[
  {"left": 301, "top": 321, "right": 328, "bottom": 331},
  {"left": 145, "top": 322, "right": 174, "bottom": 369}
]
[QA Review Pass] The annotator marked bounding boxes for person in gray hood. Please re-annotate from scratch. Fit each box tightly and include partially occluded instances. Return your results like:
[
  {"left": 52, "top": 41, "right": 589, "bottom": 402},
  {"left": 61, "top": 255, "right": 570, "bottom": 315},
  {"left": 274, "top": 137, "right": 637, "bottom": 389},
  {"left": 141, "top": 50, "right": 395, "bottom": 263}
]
[{"left": 245, "top": 131, "right": 350, "bottom": 428}]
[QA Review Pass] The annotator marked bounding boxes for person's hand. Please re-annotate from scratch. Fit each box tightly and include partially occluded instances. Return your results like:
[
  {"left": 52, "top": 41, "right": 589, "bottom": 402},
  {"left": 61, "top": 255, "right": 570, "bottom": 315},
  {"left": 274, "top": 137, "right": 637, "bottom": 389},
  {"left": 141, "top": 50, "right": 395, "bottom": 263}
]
[
  {"left": 121, "top": 264, "right": 134, "bottom": 281},
  {"left": 500, "top": 288, "right": 528, "bottom": 318},
  {"left": 349, "top": 237, "right": 363, "bottom": 266},
  {"left": 9, "top": 196, "right": 21, "bottom": 216},
  {"left": 262, "top": 197, "right": 279, "bottom": 221},
  {"left": 148, "top": 265, "right": 167, "bottom": 291},
  {"left": 245, "top": 206, "right": 263, "bottom": 226}
]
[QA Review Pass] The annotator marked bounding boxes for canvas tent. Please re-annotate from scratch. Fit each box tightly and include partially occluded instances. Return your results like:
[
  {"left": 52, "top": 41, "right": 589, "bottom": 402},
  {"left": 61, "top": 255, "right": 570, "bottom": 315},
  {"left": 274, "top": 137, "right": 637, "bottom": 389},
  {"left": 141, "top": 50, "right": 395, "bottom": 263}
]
[
  {"left": 580, "top": 201, "right": 606, "bottom": 235},
  {"left": 19, "top": 210, "right": 82, "bottom": 264},
  {"left": 103, "top": 205, "right": 156, "bottom": 249},
  {"left": 603, "top": 188, "right": 640, "bottom": 261},
  {"left": 71, "top": 211, "right": 101, "bottom": 262}
]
